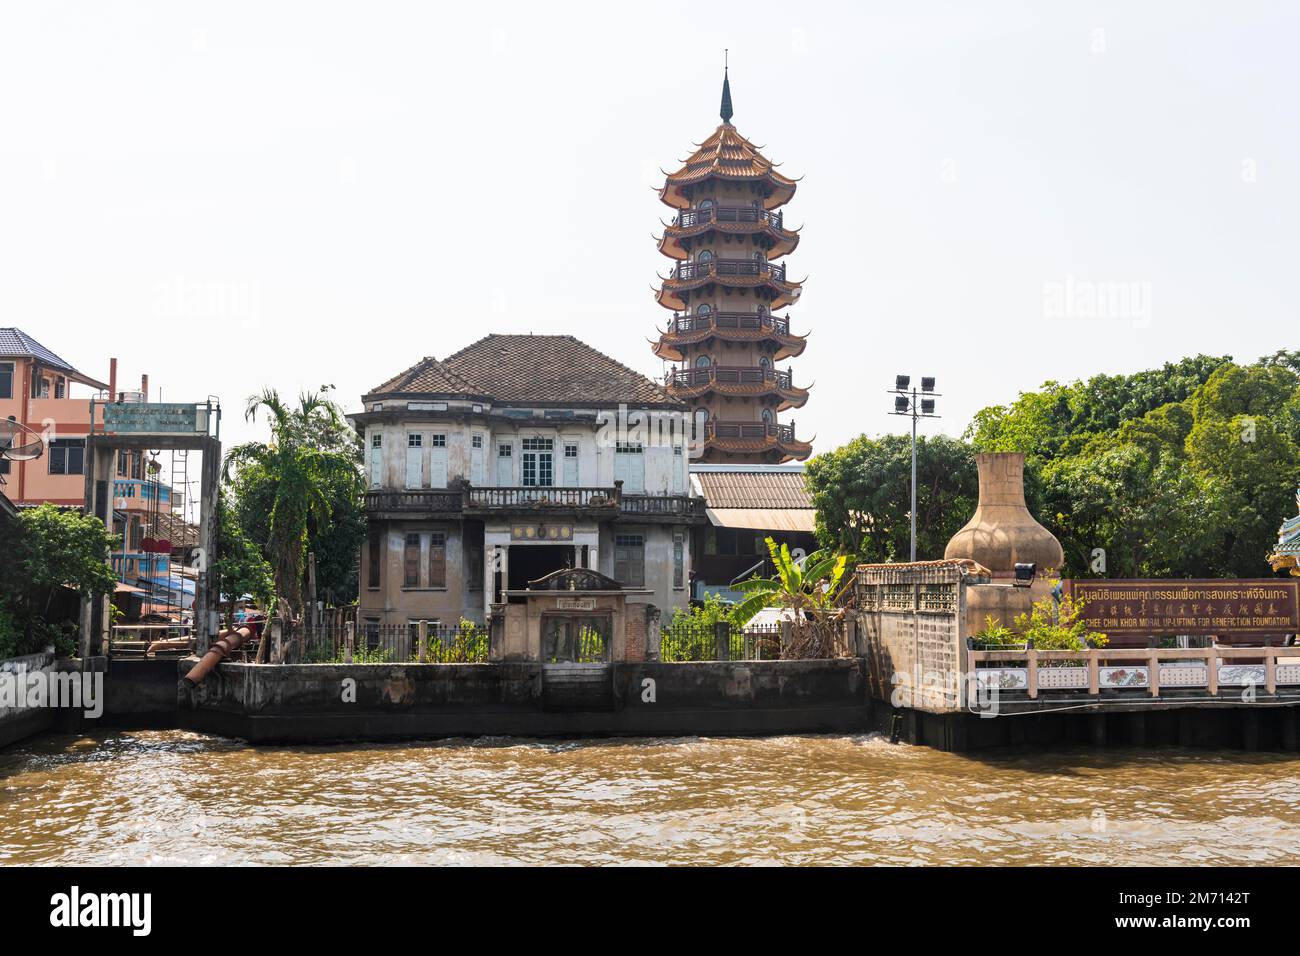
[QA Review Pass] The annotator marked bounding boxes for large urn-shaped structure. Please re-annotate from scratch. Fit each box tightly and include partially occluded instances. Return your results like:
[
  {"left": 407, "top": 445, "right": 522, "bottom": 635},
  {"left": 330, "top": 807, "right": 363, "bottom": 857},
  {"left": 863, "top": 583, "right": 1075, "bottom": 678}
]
[
  {"left": 945, "top": 453, "right": 1063, "bottom": 577},
  {"left": 945, "top": 453, "right": 1064, "bottom": 631}
]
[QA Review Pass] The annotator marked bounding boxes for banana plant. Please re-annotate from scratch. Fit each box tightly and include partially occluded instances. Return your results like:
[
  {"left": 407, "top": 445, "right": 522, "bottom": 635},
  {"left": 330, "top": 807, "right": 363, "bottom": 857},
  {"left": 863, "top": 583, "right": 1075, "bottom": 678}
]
[{"left": 730, "top": 537, "right": 855, "bottom": 658}]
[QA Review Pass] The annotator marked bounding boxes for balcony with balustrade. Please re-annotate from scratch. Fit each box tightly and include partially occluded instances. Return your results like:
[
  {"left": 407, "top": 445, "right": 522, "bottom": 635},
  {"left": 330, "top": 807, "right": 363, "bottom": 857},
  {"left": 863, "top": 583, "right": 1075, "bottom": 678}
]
[
  {"left": 701, "top": 419, "right": 813, "bottom": 461},
  {"left": 656, "top": 257, "right": 801, "bottom": 311},
  {"left": 653, "top": 310, "right": 806, "bottom": 362},
  {"left": 659, "top": 204, "right": 800, "bottom": 260},
  {"left": 666, "top": 364, "right": 809, "bottom": 410},
  {"left": 364, "top": 482, "right": 706, "bottom": 523}
]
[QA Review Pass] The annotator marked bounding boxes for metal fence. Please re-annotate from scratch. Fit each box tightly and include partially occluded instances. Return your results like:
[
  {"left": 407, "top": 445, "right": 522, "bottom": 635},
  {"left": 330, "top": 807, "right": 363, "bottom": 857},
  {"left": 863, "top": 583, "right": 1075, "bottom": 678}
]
[
  {"left": 658, "top": 620, "right": 783, "bottom": 662},
  {"left": 301, "top": 623, "right": 491, "bottom": 664}
]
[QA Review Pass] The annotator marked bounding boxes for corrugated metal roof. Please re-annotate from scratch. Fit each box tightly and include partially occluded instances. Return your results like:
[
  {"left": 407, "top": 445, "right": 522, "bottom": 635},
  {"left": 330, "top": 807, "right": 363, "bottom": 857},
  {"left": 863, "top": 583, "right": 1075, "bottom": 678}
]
[
  {"left": 693, "top": 468, "right": 811, "bottom": 510},
  {"left": 705, "top": 507, "right": 815, "bottom": 532}
]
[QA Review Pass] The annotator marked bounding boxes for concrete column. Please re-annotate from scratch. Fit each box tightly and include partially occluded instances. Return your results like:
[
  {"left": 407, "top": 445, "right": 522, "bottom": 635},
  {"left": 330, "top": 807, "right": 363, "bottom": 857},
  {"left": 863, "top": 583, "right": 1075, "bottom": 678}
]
[
  {"left": 1128, "top": 712, "right": 1146, "bottom": 747},
  {"left": 1282, "top": 709, "right": 1298, "bottom": 751},
  {"left": 1089, "top": 713, "right": 1106, "bottom": 747},
  {"left": 1242, "top": 709, "right": 1259, "bottom": 751}
]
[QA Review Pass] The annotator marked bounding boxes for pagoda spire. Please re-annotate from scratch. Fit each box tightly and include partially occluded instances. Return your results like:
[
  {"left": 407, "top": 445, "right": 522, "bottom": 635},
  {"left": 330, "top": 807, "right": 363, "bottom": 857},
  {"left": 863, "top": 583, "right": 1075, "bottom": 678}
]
[{"left": 720, "top": 51, "right": 734, "bottom": 125}]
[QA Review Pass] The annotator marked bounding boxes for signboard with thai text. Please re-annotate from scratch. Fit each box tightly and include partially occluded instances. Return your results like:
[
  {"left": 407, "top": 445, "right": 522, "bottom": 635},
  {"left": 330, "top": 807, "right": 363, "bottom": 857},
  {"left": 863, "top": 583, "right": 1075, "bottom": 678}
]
[
  {"left": 103, "top": 403, "right": 208, "bottom": 435},
  {"left": 1064, "top": 579, "right": 1300, "bottom": 636}
]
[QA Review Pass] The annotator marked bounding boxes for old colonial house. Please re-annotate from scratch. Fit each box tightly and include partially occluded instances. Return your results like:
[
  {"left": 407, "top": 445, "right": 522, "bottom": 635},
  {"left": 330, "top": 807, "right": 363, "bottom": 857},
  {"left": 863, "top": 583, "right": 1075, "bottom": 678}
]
[{"left": 353, "top": 334, "right": 706, "bottom": 632}]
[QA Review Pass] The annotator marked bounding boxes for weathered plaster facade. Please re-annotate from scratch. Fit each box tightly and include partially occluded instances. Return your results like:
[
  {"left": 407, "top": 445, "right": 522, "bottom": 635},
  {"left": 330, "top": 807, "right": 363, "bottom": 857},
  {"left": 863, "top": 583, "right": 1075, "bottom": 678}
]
[{"left": 352, "top": 335, "right": 707, "bottom": 634}]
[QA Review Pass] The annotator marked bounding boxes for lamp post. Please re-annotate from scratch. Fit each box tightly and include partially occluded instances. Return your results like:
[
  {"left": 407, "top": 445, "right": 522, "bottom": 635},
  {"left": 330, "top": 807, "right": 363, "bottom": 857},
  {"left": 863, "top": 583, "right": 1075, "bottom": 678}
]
[{"left": 888, "top": 375, "right": 941, "bottom": 562}]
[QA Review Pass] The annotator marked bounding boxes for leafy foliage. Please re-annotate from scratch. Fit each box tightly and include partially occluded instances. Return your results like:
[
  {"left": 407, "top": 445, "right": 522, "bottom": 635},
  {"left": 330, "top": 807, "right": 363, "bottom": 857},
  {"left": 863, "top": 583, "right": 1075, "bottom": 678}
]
[
  {"left": 212, "top": 491, "right": 275, "bottom": 629},
  {"left": 730, "top": 538, "right": 854, "bottom": 658},
  {"left": 968, "top": 355, "right": 1300, "bottom": 578},
  {"left": 804, "top": 434, "right": 978, "bottom": 560},
  {"left": 223, "top": 386, "right": 365, "bottom": 619},
  {"left": 1014, "top": 592, "right": 1109, "bottom": 663},
  {"left": 0, "top": 505, "right": 117, "bottom": 657}
]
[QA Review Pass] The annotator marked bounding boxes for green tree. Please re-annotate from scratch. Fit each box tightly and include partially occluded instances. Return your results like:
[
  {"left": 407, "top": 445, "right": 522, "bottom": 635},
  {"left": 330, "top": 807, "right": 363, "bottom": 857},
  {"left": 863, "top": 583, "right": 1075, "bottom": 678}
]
[
  {"left": 805, "top": 433, "right": 977, "bottom": 561},
  {"left": 0, "top": 504, "right": 117, "bottom": 657},
  {"left": 223, "top": 387, "right": 365, "bottom": 620},
  {"left": 212, "top": 492, "right": 275, "bottom": 629},
  {"left": 970, "top": 355, "right": 1300, "bottom": 579}
]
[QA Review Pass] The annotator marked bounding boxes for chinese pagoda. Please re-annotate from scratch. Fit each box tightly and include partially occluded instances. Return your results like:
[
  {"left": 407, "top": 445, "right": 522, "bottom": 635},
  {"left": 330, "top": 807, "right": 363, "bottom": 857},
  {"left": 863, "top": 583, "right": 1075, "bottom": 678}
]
[{"left": 652, "top": 65, "right": 812, "bottom": 463}]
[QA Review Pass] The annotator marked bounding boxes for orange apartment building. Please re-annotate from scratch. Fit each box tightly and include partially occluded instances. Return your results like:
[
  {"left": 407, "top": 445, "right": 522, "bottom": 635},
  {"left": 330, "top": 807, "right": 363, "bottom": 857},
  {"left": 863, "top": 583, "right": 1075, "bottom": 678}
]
[{"left": 0, "top": 328, "right": 180, "bottom": 587}]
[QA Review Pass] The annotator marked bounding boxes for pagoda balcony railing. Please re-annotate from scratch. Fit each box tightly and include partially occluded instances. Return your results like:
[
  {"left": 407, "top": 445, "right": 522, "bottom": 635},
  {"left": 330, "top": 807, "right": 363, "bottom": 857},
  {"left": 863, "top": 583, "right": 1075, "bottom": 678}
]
[
  {"left": 674, "top": 205, "right": 785, "bottom": 230},
  {"left": 671, "top": 259, "right": 787, "bottom": 283},
  {"left": 667, "top": 366, "right": 794, "bottom": 389},
  {"left": 670, "top": 312, "right": 791, "bottom": 336},
  {"left": 706, "top": 420, "right": 797, "bottom": 444}
]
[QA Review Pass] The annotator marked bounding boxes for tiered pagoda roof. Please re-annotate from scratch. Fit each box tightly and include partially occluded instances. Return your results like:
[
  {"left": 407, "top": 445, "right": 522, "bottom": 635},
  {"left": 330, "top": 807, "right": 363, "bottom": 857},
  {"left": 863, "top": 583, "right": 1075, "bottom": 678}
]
[
  {"left": 1270, "top": 487, "right": 1300, "bottom": 576},
  {"left": 658, "top": 124, "right": 799, "bottom": 211}
]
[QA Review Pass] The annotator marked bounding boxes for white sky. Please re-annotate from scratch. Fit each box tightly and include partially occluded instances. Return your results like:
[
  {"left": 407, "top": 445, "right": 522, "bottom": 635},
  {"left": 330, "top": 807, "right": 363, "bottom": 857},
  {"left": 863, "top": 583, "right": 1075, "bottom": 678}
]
[{"left": 2, "top": 1, "right": 1296, "bottom": 453}]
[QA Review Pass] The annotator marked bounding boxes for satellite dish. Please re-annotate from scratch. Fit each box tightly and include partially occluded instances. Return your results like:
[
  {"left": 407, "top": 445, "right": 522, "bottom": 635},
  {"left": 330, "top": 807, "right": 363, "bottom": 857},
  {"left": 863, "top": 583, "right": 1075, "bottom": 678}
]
[
  {"left": 0, "top": 420, "right": 44, "bottom": 461},
  {"left": 3, "top": 440, "right": 45, "bottom": 461}
]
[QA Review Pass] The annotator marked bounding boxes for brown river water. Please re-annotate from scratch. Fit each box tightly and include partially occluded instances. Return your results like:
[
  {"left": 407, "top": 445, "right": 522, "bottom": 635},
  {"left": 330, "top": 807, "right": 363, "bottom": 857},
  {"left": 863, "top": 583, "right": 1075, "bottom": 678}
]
[{"left": 1, "top": 730, "right": 1299, "bottom": 865}]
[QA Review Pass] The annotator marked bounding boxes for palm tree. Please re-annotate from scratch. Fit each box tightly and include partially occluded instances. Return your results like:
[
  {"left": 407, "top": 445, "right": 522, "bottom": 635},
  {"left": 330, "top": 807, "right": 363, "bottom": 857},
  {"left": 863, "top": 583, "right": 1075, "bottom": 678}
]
[
  {"left": 731, "top": 537, "right": 855, "bottom": 658},
  {"left": 223, "top": 388, "right": 360, "bottom": 626}
]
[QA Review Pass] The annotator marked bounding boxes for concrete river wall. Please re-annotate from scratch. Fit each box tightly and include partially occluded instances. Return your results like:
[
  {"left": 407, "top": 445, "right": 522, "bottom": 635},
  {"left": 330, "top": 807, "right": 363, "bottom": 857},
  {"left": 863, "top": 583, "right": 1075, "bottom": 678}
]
[{"left": 179, "top": 659, "right": 871, "bottom": 742}]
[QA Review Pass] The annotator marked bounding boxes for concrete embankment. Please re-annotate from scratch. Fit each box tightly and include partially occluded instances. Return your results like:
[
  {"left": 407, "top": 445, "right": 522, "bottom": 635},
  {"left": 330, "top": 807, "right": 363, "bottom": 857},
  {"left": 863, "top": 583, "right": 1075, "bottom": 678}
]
[
  {"left": 0, "top": 653, "right": 60, "bottom": 749},
  {"left": 179, "top": 658, "right": 871, "bottom": 743}
]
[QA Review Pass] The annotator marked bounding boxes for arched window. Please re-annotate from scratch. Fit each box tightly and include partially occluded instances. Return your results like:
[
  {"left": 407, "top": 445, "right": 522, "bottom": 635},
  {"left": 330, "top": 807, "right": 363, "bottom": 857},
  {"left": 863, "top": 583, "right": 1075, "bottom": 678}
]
[
  {"left": 699, "top": 199, "right": 714, "bottom": 210},
  {"left": 695, "top": 303, "right": 712, "bottom": 316},
  {"left": 759, "top": 355, "right": 771, "bottom": 369},
  {"left": 761, "top": 408, "right": 774, "bottom": 424},
  {"left": 697, "top": 249, "right": 714, "bottom": 263},
  {"left": 694, "top": 355, "right": 712, "bottom": 369}
]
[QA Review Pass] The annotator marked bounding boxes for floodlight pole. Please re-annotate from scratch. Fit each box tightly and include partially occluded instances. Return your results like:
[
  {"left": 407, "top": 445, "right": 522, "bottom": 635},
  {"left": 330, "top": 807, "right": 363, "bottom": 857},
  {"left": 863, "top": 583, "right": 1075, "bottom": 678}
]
[
  {"left": 910, "top": 390, "right": 918, "bottom": 562},
  {"left": 888, "top": 378, "right": 940, "bottom": 564}
]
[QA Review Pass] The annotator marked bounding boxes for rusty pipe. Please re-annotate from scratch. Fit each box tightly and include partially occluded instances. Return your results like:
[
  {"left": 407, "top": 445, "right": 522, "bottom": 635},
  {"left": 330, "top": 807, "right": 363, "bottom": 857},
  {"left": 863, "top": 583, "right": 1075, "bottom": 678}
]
[{"left": 182, "top": 626, "right": 253, "bottom": 687}]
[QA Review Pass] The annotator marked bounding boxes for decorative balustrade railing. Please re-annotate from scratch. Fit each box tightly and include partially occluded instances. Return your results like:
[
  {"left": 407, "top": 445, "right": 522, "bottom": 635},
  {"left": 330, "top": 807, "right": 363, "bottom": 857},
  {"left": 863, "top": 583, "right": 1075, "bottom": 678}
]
[
  {"left": 365, "top": 490, "right": 462, "bottom": 513},
  {"left": 667, "top": 366, "right": 794, "bottom": 389},
  {"left": 670, "top": 312, "right": 791, "bottom": 335},
  {"left": 968, "top": 645, "right": 1300, "bottom": 698},
  {"left": 366, "top": 486, "right": 706, "bottom": 517},
  {"left": 671, "top": 259, "right": 788, "bottom": 283},
  {"left": 674, "top": 205, "right": 785, "bottom": 230},
  {"left": 465, "top": 486, "right": 620, "bottom": 509},
  {"left": 706, "top": 420, "right": 797, "bottom": 444},
  {"left": 619, "top": 494, "right": 703, "bottom": 517}
]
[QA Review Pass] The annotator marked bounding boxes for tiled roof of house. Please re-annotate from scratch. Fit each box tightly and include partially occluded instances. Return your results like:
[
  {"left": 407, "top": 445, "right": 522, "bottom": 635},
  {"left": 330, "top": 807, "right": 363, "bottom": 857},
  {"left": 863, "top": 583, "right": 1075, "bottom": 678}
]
[
  {"left": 366, "top": 334, "right": 678, "bottom": 408},
  {"left": 0, "top": 328, "right": 78, "bottom": 370},
  {"left": 368, "top": 356, "right": 482, "bottom": 398},
  {"left": 693, "top": 468, "right": 812, "bottom": 510},
  {"left": 0, "top": 328, "right": 109, "bottom": 389}
]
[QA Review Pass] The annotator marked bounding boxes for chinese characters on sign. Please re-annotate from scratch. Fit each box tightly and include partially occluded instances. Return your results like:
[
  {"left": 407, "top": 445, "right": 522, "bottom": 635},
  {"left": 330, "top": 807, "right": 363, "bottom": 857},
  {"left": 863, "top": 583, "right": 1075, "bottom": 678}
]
[{"left": 1064, "top": 579, "right": 1300, "bottom": 636}]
